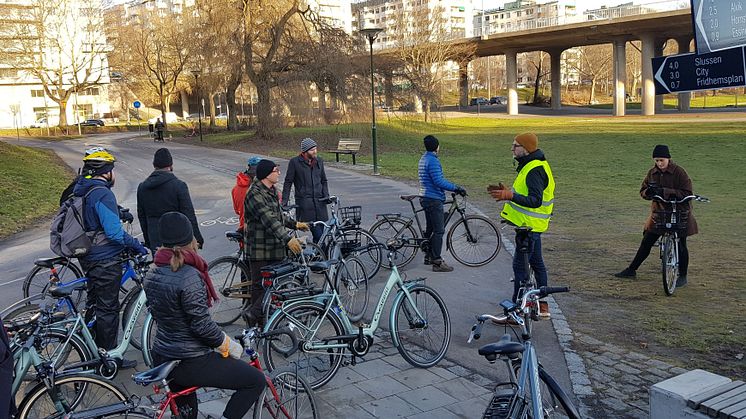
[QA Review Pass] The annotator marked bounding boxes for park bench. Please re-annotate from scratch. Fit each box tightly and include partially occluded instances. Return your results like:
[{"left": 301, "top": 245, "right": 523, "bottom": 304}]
[{"left": 331, "top": 138, "right": 362, "bottom": 165}]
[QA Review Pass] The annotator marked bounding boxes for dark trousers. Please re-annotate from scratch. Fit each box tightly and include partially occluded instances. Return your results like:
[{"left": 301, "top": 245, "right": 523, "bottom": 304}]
[
  {"left": 153, "top": 352, "right": 265, "bottom": 419},
  {"left": 248, "top": 259, "right": 282, "bottom": 321},
  {"left": 421, "top": 198, "right": 447, "bottom": 262},
  {"left": 80, "top": 258, "right": 121, "bottom": 350},
  {"left": 512, "top": 232, "right": 548, "bottom": 302},
  {"left": 310, "top": 223, "right": 324, "bottom": 244},
  {"left": 628, "top": 232, "right": 689, "bottom": 276}
]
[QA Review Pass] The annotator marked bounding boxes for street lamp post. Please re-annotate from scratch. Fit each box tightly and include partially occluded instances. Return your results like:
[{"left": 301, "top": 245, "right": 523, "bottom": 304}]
[
  {"left": 193, "top": 70, "right": 203, "bottom": 142},
  {"left": 360, "top": 27, "right": 383, "bottom": 175}
]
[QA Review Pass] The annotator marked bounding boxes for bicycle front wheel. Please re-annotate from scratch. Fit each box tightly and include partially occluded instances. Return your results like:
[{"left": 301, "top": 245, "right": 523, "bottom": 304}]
[
  {"left": 254, "top": 367, "right": 319, "bottom": 419},
  {"left": 447, "top": 215, "right": 501, "bottom": 267},
  {"left": 369, "top": 217, "right": 419, "bottom": 269},
  {"left": 341, "top": 228, "right": 382, "bottom": 280},
  {"left": 661, "top": 235, "right": 678, "bottom": 296},
  {"left": 16, "top": 374, "right": 127, "bottom": 419},
  {"left": 121, "top": 286, "right": 146, "bottom": 350},
  {"left": 141, "top": 312, "right": 158, "bottom": 367},
  {"left": 335, "top": 257, "right": 369, "bottom": 323},
  {"left": 391, "top": 284, "right": 451, "bottom": 368},
  {"left": 262, "top": 301, "right": 345, "bottom": 390},
  {"left": 208, "top": 256, "right": 251, "bottom": 326}
]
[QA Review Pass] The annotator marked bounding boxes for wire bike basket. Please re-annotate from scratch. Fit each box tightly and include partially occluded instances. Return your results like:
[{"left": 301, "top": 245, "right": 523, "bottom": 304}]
[
  {"left": 654, "top": 210, "right": 688, "bottom": 232},
  {"left": 339, "top": 206, "right": 362, "bottom": 226}
]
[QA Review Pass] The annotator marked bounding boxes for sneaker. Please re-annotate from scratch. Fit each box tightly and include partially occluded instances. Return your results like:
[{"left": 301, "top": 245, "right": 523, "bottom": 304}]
[
  {"left": 116, "top": 358, "right": 138, "bottom": 370},
  {"left": 613, "top": 268, "right": 636, "bottom": 278},
  {"left": 432, "top": 260, "right": 454, "bottom": 272},
  {"left": 675, "top": 275, "right": 688, "bottom": 288},
  {"left": 538, "top": 301, "right": 551, "bottom": 319},
  {"left": 424, "top": 256, "right": 432, "bottom": 266}
]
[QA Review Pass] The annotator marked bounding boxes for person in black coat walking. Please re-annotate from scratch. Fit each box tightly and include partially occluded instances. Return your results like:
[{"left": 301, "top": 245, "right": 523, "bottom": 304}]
[
  {"left": 281, "top": 138, "right": 330, "bottom": 243},
  {"left": 137, "top": 148, "right": 204, "bottom": 252}
]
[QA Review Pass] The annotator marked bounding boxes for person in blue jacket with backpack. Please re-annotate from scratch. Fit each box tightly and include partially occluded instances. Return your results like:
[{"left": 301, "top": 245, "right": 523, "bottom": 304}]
[
  {"left": 418, "top": 135, "right": 466, "bottom": 272},
  {"left": 73, "top": 147, "right": 147, "bottom": 369}
]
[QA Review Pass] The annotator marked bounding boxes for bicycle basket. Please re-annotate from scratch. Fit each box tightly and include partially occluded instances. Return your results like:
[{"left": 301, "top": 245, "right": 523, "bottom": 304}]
[
  {"left": 654, "top": 210, "right": 688, "bottom": 231},
  {"left": 339, "top": 206, "right": 362, "bottom": 226},
  {"left": 339, "top": 229, "right": 363, "bottom": 256}
]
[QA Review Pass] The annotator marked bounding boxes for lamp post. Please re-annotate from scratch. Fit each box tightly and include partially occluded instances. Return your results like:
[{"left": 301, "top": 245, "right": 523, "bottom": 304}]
[
  {"left": 360, "top": 27, "right": 383, "bottom": 175},
  {"left": 193, "top": 70, "right": 203, "bottom": 142}
]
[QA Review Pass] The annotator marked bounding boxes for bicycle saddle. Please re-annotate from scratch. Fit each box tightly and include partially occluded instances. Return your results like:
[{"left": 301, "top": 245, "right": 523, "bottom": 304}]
[
  {"left": 479, "top": 334, "right": 524, "bottom": 360},
  {"left": 225, "top": 231, "right": 243, "bottom": 241},
  {"left": 399, "top": 195, "right": 421, "bottom": 202},
  {"left": 308, "top": 260, "right": 335, "bottom": 272},
  {"left": 33, "top": 257, "right": 70, "bottom": 269},
  {"left": 48, "top": 282, "right": 86, "bottom": 298},
  {"left": 133, "top": 360, "right": 180, "bottom": 386}
]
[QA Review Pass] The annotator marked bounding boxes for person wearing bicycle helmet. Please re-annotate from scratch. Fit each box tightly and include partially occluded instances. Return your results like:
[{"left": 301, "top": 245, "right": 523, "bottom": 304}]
[
  {"left": 232, "top": 156, "right": 262, "bottom": 234},
  {"left": 145, "top": 212, "right": 265, "bottom": 419},
  {"left": 73, "top": 147, "right": 148, "bottom": 368},
  {"left": 614, "top": 145, "right": 698, "bottom": 287}
]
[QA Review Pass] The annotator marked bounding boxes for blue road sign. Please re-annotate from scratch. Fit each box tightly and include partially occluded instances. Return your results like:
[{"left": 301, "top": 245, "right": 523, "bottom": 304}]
[
  {"left": 133, "top": 101, "right": 141, "bottom": 109},
  {"left": 653, "top": 46, "right": 746, "bottom": 94},
  {"left": 692, "top": 0, "right": 746, "bottom": 54}
]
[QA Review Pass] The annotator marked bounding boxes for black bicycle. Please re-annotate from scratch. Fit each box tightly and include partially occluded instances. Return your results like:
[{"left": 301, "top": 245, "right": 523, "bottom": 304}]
[{"left": 368, "top": 192, "right": 501, "bottom": 268}]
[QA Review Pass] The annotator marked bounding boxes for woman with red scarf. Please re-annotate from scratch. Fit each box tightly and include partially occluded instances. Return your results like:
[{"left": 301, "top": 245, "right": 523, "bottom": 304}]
[{"left": 143, "top": 212, "right": 265, "bottom": 419}]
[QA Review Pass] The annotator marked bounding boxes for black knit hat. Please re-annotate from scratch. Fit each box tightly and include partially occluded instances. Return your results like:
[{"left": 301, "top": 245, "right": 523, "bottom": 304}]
[
  {"left": 153, "top": 148, "right": 173, "bottom": 168},
  {"left": 158, "top": 212, "right": 193, "bottom": 247},
  {"left": 424, "top": 135, "right": 439, "bottom": 152},
  {"left": 652, "top": 145, "right": 671, "bottom": 159},
  {"left": 256, "top": 159, "right": 277, "bottom": 180}
]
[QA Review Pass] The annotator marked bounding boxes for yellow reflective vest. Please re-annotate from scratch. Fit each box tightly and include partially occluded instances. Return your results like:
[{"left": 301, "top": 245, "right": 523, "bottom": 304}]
[{"left": 500, "top": 160, "right": 555, "bottom": 233}]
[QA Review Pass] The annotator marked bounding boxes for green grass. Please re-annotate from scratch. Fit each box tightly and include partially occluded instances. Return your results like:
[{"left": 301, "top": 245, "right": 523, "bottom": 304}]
[
  {"left": 183, "top": 115, "right": 746, "bottom": 375},
  {"left": 0, "top": 141, "right": 75, "bottom": 238},
  {"left": 586, "top": 93, "right": 746, "bottom": 109}
]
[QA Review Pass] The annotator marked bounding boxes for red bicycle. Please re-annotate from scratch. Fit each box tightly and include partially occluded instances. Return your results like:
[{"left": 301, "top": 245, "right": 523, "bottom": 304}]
[{"left": 52, "top": 328, "right": 318, "bottom": 419}]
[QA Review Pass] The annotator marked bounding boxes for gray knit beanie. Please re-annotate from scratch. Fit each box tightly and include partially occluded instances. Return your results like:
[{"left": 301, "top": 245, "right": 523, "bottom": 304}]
[{"left": 300, "top": 138, "right": 317, "bottom": 153}]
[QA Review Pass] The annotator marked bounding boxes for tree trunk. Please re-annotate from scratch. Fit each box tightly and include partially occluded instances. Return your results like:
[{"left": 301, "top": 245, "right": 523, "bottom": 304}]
[
  {"left": 208, "top": 93, "right": 216, "bottom": 128},
  {"left": 58, "top": 99, "right": 69, "bottom": 128},
  {"left": 255, "top": 80, "right": 274, "bottom": 140},
  {"left": 532, "top": 61, "right": 542, "bottom": 104},
  {"left": 423, "top": 98, "right": 430, "bottom": 122},
  {"left": 589, "top": 78, "right": 597, "bottom": 104},
  {"left": 316, "top": 80, "right": 327, "bottom": 121},
  {"left": 180, "top": 90, "right": 190, "bottom": 118},
  {"left": 159, "top": 84, "right": 168, "bottom": 130}
]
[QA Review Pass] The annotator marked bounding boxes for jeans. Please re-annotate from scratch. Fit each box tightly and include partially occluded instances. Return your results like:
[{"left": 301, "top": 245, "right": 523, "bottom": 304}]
[
  {"left": 420, "top": 198, "right": 447, "bottom": 262},
  {"left": 80, "top": 258, "right": 121, "bottom": 350},
  {"left": 248, "top": 259, "right": 283, "bottom": 322},
  {"left": 512, "top": 232, "right": 548, "bottom": 302},
  {"left": 628, "top": 232, "right": 689, "bottom": 276},
  {"left": 152, "top": 352, "right": 265, "bottom": 419},
  {"left": 310, "top": 223, "right": 324, "bottom": 244}
]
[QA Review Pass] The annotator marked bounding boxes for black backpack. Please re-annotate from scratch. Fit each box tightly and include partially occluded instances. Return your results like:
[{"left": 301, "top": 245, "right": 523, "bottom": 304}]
[{"left": 50, "top": 186, "right": 105, "bottom": 258}]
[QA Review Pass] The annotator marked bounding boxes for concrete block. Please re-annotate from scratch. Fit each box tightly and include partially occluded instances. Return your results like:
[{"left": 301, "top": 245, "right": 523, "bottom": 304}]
[{"left": 650, "top": 369, "right": 731, "bottom": 419}]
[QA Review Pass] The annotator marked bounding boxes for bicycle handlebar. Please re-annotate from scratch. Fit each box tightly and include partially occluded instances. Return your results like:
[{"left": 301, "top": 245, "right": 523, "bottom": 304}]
[
  {"left": 651, "top": 194, "right": 710, "bottom": 205},
  {"left": 237, "top": 326, "right": 298, "bottom": 358}
]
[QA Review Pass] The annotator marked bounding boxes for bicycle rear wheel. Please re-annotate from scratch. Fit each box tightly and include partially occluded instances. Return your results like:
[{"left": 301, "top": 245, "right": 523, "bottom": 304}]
[
  {"left": 511, "top": 362, "right": 581, "bottom": 419},
  {"left": 254, "top": 367, "right": 318, "bottom": 419},
  {"left": 341, "top": 228, "right": 382, "bottom": 280},
  {"left": 23, "top": 260, "right": 85, "bottom": 308},
  {"left": 661, "top": 235, "right": 678, "bottom": 296},
  {"left": 369, "top": 217, "right": 419, "bottom": 269},
  {"left": 447, "top": 215, "right": 501, "bottom": 267},
  {"left": 208, "top": 256, "right": 251, "bottom": 326},
  {"left": 16, "top": 374, "right": 127, "bottom": 419},
  {"left": 391, "top": 284, "right": 451, "bottom": 368}
]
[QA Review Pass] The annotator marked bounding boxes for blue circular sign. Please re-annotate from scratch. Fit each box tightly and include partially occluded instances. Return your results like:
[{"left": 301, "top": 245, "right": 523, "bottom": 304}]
[{"left": 133, "top": 101, "right": 141, "bottom": 109}]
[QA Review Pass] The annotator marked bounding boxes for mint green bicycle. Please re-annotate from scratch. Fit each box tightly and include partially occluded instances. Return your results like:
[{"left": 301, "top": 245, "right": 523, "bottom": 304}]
[{"left": 261, "top": 239, "right": 451, "bottom": 390}]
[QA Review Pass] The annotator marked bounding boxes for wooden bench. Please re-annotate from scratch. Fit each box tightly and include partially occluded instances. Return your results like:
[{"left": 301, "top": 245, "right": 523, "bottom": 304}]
[{"left": 331, "top": 138, "right": 362, "bottom": 165}]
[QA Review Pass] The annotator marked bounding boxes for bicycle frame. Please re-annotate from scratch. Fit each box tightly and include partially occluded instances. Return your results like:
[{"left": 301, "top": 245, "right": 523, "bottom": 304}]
[
  {"left": 379, "top": 194, "right": 468, "bottom": 247},
  {"left": 510, "top": 340, "right": 543, "bottom": 419}
]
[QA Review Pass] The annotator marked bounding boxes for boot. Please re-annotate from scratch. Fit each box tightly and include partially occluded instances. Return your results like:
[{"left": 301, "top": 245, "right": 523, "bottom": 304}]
[
  {"left": 424, "top": 255, "right": 432, "bottom": 265},
  {"left": 613, "top": 268, "right": 636, "bottom": 278},
  {"left": 432, "top": 260, "right": 454, "bottom": 272},
  {"left": 675, "top": 275, "right": 688, "bottom": 288}
]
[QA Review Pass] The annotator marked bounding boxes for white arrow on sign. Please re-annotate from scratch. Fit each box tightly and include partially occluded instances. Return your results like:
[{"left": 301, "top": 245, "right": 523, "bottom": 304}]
[
  {"left": 654, "top": 55, "right": 671, "bottom": 94},
  {"left": 695, "top": 0, "right": 713, "bottom": 53}
]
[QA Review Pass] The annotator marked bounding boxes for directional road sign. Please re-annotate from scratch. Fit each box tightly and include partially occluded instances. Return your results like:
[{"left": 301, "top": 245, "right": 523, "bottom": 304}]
[
  {"left": 692, "top": 0, "right": 746, "bottom": 53},
  {"left": 653, "top": 46, "right": 746, "bottom": 94}
]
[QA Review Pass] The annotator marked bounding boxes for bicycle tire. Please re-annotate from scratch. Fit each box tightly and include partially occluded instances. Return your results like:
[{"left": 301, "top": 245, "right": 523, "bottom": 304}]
[
  {"left": 23, "top": 260, "right": 86, "bottom": 308},
  {"left": 262, "top": 274, "right": 307, "bottom": 327},
  {"left": 391, "top": 284, "right": 451, "bottom": 368},
  {"left": 16, "top": 373, "right": 127, "bottom": 419},
  {"left": 253, "top": 367, "right": 319, "bottom": 419},
  {"left": 341, "top": 228, "right": 382, "bottom": 280},
  {"left": 369, "top": 217, "right": 419, "bottom": 269},
  {"left": 447, "top": 215, "right": 501, "bottom": 267},
  {"left": 662, "top": 235, "right": 677, "bottom": 296},
  {"left": 262, "top": 301, "right": 345, "bottom": 390},
  {"left": 510, "top": 362, "right": 581, "bottom": 419},
  {"left": 141, "top": 313, "right": 157, "bottom": 367},
  {"left": 120, "top": 286, "right": 146, "bottom": 350},
  {"left": 334, "top": 256, "right": 369, "bottom": 323},
  {"left": 208, "top": 256, "right": 251, "bottom": 326}
]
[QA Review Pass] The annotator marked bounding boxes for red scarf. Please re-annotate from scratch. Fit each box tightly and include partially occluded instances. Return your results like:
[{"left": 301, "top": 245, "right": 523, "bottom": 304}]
[
  {"left": 300, "top": 153, "right": 317, "bottom": 168},
  {"left": 154, "top": 247, "right": 220, "bottom": 307}
]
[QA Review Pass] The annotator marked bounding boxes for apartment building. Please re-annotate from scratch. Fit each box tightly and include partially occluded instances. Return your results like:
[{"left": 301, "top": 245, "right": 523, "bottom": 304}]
[
  {"left": 0, "top": 0, "right": 111, "bottom": 128},
  {"left": 308, "top": 0, "right": 353, "bottom": 33},
  {"left": 474, "top": 0, "right": 577, "bottom": 37}
]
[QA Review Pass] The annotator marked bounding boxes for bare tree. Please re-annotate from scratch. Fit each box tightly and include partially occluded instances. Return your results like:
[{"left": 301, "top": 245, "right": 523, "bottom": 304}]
[
  {"left": 568, "top": 44, "right": 612, "bottom": 104},
  {"left": 525, "top": 51, "right": 551, "bottom": 104},
  {"left": 1, "top": 0, "right": 110, "bottom": 129}
]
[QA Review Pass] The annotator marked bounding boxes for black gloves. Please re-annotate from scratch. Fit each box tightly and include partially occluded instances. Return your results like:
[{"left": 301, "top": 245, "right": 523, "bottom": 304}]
[
  {"left": 645, "top": 184, "right": 663, "bottom": 199},
  {"left": 454, "top": 186, "right": 467, "bottom": 196},
  {"left": 118, "top": 206, "right": 134, "bottom": 223}
]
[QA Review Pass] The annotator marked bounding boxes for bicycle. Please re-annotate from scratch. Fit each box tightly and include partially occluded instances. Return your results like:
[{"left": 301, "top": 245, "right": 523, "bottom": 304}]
[
  {"left": 650, "top": 194, "right": 709, "bottom": 296},
  {"left": 468, "top": 286, "right": 580, "bottom": 419},
  {"left": 368, "top": 191, "right": 501, "bottom": 268},
  {"left": 25, "top": 327, "right": 318, "bottom": 418},
  {"left": 510, "top": 225, "right": 541, "bottom": 335},
  {"left": 261, "top": 239, "right": 451, "bottom": 390}
]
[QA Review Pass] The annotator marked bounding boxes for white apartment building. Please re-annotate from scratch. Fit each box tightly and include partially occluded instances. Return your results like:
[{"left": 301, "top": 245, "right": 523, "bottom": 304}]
[
  {"left": 0, "top": 0, "right": 111, "bottom": 128},
  {"left": 352, "top": 0, "right": 474, "bottom": 50},
  {"left": 473, "top": 0, "right": 577, "bottom": 37},
  {"left": 307, "top": 0, "right": 353, "bottom": 33},
  {"left": 122, "top": 0, "right": 195, "bottom": 21}
]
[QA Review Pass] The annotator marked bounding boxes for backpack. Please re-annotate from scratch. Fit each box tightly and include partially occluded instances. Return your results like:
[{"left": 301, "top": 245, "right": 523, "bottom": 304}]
[{"left": 50, "top": 186, "right": 105, "bottom": 258}]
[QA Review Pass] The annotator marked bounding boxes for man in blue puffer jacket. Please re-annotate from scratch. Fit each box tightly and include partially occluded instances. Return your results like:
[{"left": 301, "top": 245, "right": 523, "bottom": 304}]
[
  {"left": 418, "top": 135, "right": 466, "bottom": 272},
  {"left": 74, "top": 147, "right": 148, "bottom": 368}
]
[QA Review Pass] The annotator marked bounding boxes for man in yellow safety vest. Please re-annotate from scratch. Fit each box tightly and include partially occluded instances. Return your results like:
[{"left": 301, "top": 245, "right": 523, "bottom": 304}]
[{"left": 489, "top": 133, "right": 555, "bottom": 319}]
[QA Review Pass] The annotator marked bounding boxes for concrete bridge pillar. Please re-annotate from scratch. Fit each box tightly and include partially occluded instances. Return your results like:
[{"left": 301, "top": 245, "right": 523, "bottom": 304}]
[
  {"left": 655, "top": 39, "right": 666, "bottom": 113},
  {"left": 676, "top": 37, "right": 692, "bottom": 112},
  {"left": 550, "top": 49, "right": 563, "bottom": 110},
  {"left": 612, "top": 39, "right": 627, "bottom": 117},
  {"left": 459, "top": 62, "right": 469, "bottom": 108},
  {"left": 640, "top": 33, "right": 656, "bottom": 116},
  {"left": 506, "top": 50, "right": 518, "bottom": 115}
]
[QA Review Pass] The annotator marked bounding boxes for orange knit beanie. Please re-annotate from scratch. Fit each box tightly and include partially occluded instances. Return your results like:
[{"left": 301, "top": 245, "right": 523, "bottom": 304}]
[{"left": 514, "top": 133, "right": 538, "bottom": 153}]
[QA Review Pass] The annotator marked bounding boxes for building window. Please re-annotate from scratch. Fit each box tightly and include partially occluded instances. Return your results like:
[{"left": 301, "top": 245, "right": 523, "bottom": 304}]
[
  {"left": 0, "top": 68, "right": 17, "bottom": 78},
  {"left": 31, "top": 89, "right": 46, "bottom": 98}
]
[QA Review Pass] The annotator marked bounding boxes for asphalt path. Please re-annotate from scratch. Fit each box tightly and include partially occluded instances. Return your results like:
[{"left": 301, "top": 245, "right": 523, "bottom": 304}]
[{"left": 0, "top": 132, "right": 575, "bottom": 401}]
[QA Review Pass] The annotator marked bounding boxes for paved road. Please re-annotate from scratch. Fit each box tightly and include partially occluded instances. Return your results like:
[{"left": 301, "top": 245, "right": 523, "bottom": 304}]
[{"left": 0, "top": 133, "right": 575, "bottom": 407}]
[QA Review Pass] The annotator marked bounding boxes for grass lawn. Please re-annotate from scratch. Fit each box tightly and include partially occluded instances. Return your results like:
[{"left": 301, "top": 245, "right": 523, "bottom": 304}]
[
  {"left": 179, "top": 115, "right": 746, "bottom": 375},
  {"left": 587, "top": 93, "right": 746, "bottom": 110},
  {"left": 0, "top": 141, "right": 75, "bottom": 238}
]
